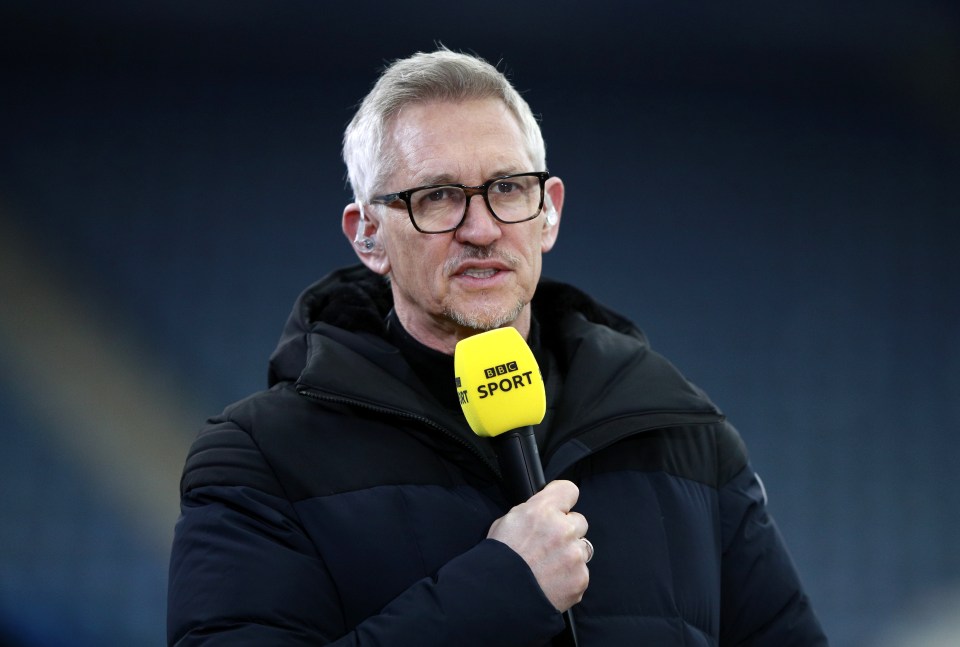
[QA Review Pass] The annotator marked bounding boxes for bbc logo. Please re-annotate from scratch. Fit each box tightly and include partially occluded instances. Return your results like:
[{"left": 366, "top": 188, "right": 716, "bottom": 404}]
[{"left": 484, "top": 360, "right": 518, "bottom": 379}]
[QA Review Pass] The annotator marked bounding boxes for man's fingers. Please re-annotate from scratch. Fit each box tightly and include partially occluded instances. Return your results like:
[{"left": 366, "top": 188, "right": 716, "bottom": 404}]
[
  {"left": 566, "top": 511, "right": 588, "bottom": 539},
  {"left": 535, "top": 479, "right": 580, "bottom": 512}
]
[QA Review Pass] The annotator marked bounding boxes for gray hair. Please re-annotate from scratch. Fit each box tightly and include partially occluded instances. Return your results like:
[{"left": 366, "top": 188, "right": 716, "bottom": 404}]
[{"left": 342, "top": 48, "right": 546, "bottom": 202}]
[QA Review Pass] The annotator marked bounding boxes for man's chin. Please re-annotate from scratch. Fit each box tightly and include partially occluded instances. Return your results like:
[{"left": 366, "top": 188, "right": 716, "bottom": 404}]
[{"left": 444, "top": 299, "right": 525, "bottom": 332}]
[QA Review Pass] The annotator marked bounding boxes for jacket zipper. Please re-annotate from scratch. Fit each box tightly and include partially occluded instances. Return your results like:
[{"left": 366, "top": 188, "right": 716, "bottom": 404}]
[
  {"left": 541, "top": 410, "right": 727, "bottom": 477},
  {"left": 299, "top": 386, "right": 725, "bottom": 486},
  {"left": 296, "top": 385, "right": 501, "bottom": 477}
]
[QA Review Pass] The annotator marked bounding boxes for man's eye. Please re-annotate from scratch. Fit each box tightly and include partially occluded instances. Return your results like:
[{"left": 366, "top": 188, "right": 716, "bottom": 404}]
[
  {"left": 492, "top": 181, "right": 520, "bottom": 195},
  {"left": 426, "top": 188, "right": 454, "bottom": 202}
]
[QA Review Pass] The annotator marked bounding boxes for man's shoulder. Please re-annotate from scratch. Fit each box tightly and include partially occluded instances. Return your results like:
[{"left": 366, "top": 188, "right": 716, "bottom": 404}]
[
  {"left": 181, "top": 382, "right": 486, "bottom": 502},
  {"left": 178, "top": 384, "right": 312, "bottom": 497}
]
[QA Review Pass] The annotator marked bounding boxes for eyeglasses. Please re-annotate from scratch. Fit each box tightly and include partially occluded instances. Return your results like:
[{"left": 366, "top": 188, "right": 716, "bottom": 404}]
[{"left": 369, "top": 171, "right": 550, "bottom": 234}]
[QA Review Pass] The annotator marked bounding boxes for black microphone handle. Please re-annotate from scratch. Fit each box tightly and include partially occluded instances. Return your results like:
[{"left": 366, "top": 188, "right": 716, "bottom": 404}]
[
  {"left": 493, "top": 426, "right": 546, "bottom": 504},
  {"left": 492, "top": 427, "right": 580, "bottom": 647}
]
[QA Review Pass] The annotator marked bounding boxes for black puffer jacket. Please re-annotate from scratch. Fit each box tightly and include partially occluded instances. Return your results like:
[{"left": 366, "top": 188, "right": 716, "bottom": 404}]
[{"left": 167, "top": 265, "right": 827, "bottom": 646}]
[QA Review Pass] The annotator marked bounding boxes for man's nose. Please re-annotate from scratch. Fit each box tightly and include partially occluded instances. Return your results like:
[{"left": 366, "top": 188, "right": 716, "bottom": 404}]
[{"left": 454, "top": 195, "right": 502, "bottom": 246}]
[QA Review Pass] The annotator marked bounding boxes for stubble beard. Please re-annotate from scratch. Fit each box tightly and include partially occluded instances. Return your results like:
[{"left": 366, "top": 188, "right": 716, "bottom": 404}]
[
  {"left": 442, "top": 245, "right": 528, "bottom": 331},
  {"left": 443, "top": 295, "right": 526, "bottom": 332}
]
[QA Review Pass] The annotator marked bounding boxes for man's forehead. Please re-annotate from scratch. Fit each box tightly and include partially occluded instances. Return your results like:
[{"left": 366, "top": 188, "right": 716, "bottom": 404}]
[{"left": 384, "top": 99, "right": 532, "bottom": 187}]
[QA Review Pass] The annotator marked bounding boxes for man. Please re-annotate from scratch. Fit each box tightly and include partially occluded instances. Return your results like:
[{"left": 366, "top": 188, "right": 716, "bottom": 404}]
[{"left": 167, "top": 48, "right": 827, "bottom": 645}]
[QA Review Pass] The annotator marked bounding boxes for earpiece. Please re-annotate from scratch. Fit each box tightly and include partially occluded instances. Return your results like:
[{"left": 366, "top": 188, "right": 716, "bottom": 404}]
[
  {"left": 353, "top": 201, "right": 377, "bottom": 254},
  {"left": 545, "top": 206, "right": 558, "bottom": 227},
  {"left": 544, "top": 195, "right": 558, "bottom": 227}
]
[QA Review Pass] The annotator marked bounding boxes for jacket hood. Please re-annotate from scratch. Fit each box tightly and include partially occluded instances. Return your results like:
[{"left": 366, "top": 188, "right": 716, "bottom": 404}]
[
  {"left": 268, "top": 265, "right": 393, "bottom": 387},
  {"left": 268, "top": 264, "right": 716, "bottom": 407}
]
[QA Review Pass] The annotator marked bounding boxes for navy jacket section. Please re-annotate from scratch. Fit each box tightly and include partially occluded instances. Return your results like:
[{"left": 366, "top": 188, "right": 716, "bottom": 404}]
[{"left": 168, "top": 265, "right": 827, "bottom": 645}]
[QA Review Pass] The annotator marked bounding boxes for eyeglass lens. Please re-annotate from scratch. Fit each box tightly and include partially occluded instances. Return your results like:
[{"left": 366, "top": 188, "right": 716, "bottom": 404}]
[{"left": 410, "top": 175, "right": 542, "bottom": 232}]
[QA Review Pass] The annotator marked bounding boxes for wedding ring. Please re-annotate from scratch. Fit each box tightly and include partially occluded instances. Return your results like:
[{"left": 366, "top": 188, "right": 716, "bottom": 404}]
[{"left": 581, "top": 537, "right": 594, "bottom": 563}]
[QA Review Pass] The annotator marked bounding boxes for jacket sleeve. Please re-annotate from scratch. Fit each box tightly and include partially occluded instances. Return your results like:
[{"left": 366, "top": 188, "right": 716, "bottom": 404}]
[
  {"left": 717, "top": 444, "right": 828, "bottom": 646},
  {"left": 167, "top": 421, "right": 564, "bottom": 646}
]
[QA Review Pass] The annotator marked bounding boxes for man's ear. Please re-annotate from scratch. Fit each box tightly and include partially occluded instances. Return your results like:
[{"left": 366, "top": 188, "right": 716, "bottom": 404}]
[
  {"left": 540, "top": 177, "right": 564, "bottom": 253},
  {"left": 342, "top": 201, "right": 390, "bottom": 275}
]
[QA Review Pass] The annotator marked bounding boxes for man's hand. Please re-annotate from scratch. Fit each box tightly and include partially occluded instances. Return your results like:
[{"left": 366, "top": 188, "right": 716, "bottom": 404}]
[{"left": 487, "top": 480, "right": 591, "bottom": 612}]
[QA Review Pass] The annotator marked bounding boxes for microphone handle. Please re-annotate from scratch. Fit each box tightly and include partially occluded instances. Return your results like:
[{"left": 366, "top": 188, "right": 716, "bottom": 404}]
[
  {"left": 493, "top": 426, "right": 546, "bottom": 503},
  {"left": 493, "top": 428, "right": 580, "bottom": 647}
]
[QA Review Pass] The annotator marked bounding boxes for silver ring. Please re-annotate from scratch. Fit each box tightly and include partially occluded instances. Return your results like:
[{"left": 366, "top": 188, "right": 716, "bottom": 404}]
[{"left": 581, "top": 537, "right": 594, "bottom": 563}]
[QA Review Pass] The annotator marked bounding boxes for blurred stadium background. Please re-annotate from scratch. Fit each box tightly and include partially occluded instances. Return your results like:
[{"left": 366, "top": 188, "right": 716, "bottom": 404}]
[{"left": 1, "top": 2, "right": 958, "bottom": 645}]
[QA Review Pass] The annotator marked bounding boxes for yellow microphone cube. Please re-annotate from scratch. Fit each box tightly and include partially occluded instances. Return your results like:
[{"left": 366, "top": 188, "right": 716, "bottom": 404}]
[{"left": 454, "top": 327, "right": 546, "bottom": 437}]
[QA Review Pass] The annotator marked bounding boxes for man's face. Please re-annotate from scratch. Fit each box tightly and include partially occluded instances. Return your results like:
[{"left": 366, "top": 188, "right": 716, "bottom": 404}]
[{"left": 372, "top": 99, "right": 559, "bottom": 351}]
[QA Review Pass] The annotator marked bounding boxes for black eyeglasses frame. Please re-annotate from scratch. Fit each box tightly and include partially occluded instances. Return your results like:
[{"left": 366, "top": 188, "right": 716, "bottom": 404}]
[{"left": 369, "top": 171, "right": 550, "bottom": 234}]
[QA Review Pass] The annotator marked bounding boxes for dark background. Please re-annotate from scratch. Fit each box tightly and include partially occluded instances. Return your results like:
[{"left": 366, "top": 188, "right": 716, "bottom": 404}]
[{"left": 1, "top": 2, "right": 958, "bottom": 645}]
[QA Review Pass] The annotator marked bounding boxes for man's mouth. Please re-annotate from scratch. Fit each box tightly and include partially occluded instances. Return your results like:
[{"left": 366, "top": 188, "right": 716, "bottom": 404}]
[{"left": 461, "top": 268, "right": 499, "bottom": 279}]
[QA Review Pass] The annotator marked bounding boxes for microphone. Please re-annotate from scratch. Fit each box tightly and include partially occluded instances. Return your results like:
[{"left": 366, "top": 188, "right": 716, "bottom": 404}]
[
  {"left": 454, "top": 327, "right": 580, "bottom": 647},
  {"left": 454, "top": 326, "right": 547, "bottom": 503}
]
